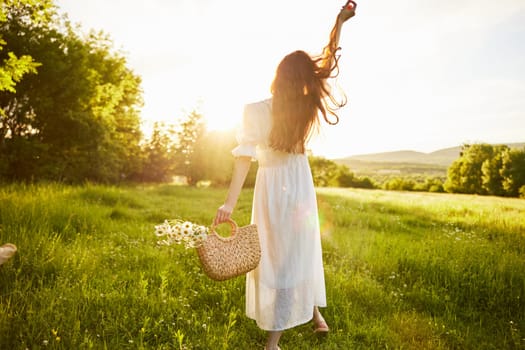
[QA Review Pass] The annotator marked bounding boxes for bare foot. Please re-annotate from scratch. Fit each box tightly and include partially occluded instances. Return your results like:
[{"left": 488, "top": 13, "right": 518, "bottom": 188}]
[{"left": 313, "top": 307, "right": 330, "bottom": 333}]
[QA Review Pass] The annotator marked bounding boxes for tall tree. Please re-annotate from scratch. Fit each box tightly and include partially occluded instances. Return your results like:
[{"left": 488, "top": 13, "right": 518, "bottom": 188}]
[
  {"left": 481, "top": 145, "right": 508, "bottom": 196},
  {"left": 500, "top": 147, "right": 525, "bottom": 197},
  {"left": 444, "top": 143, "right": 495, "bottom": 194},
  {"left": 139, "top": 122, "right": 177, "bottom": 182},
  {"left": 445, "top": 143, "right": 525, "bottom": 197},
  {"left": 0, "top": 1, "right": 143, "bottom": 182},
  {"left": 174, "top": 110, "right": 207, "bottom": 186},
  {"left": 0, "top": 0, "right": 47, "bottom": 93}
]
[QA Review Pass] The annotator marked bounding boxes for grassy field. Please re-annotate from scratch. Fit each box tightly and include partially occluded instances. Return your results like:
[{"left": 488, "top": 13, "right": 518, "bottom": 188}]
[{"left": 0, "top": 184, "right": 524, "bottom": 349}]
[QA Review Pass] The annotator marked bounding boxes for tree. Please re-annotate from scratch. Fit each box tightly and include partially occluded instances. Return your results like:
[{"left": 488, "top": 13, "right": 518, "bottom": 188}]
[
  {"left": 352, "top": 176, "right": 376, "bottom": 189},
  {"left": 444, "top": 143, "right": 525, "bottom": 198},
  {"left": 500, "top": 147, "right": 525, "bottom": 197},
  {"left": 139, "top": 122, "right": 177, "bottom": 182},
  {"left": 421, "top": 177, "right": 444, "bottom": 193},
  {"left": 481, "top": 145, "right": 508, "bottom": 196},
  {"left": 335, "top": 165, "right": 356, "bottom": 187},
  {"left": 308, "top": 156, "right": 376, "bottom": 189},
  {"left": 335, "top": 165, "right": 376, "bottom": 189},
  {"left": 383, "top": 177, "right": 415, "bottom": 191},
  {"left": 174, "top": 110, "right": 207, "bottom": 186},
  {"left": 309, "top": 156, "right": 341, "bottom": 187},
  {"left": 0, "top": 1, "right": 143, "bottom": 182},
  {"left": 444, "top": 143, "right": 495, "bottom": 194},
  {"left": 444, "top": 156, "right": 462, "bottom": 193},
  {"left": 0, "top": 0, "right": 54, "bottom": 180},
  {"left": 0, "top": 0, "right": 46, "bottom": 93}
]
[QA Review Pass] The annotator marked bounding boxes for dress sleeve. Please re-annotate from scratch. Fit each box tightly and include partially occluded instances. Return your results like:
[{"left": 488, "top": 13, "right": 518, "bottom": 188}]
[{"left": 231, "top": 104, "right": 260, "bottom": 159}]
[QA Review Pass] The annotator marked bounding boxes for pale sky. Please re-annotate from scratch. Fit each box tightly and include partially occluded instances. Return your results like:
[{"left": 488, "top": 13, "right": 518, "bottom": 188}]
[{"left": 55, "top": 0, "right": 525, "bottom": 158}]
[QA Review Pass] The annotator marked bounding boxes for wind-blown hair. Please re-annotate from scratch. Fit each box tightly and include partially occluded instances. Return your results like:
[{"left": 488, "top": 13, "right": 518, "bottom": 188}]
[{"left": 269, "top": 23, "right": 347, "bottom": 154}]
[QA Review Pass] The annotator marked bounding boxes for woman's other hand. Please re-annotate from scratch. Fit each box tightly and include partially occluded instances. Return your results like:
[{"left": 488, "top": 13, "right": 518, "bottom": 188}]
[
  {"left": 214, "top": 204, "right": 233, "bottom": 225},
  {"left": 339, "top": 0, "right": 357, "bottom": 23}
]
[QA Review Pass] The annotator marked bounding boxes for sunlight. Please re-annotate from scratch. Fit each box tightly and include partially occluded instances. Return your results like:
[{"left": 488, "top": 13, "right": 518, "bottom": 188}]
[
  {"left": 55, "top": 0, "right": 525, "bottom": 158},
  {"left": 138, "top": 39, "right": 276, "bottom": 134},
  {"left": 201, "top": 98, "right": 244, "bottom": 132}
]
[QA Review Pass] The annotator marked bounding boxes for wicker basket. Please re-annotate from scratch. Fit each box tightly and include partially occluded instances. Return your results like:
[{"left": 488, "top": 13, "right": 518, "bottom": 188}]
[{"left": 196, "top": 219, "right": 260, "bottom": 281}]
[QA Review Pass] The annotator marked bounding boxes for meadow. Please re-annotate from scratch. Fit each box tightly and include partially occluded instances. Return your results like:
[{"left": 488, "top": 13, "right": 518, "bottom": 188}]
[{"left": 0, "top": 183, "right": 524, "bottom": 349}]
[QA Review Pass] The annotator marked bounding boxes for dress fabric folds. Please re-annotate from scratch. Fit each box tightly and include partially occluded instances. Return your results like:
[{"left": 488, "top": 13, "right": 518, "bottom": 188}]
[{"left": 232, "top": 98, "right": 326, "bottom": 331}]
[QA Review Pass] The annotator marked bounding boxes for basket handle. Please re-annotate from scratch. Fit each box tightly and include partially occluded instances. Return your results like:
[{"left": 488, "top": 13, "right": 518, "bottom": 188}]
[{"left": 210, "top": 218, "right": 238, "bottom": 237}]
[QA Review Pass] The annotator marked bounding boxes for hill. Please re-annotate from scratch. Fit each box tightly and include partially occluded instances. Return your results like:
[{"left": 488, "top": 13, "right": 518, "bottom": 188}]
[
  {"left": 339, "top": 147, "right": 460, "bottom": 167},
  {"left": 334, "top": 143, "right": 525, "bottom": 176}
]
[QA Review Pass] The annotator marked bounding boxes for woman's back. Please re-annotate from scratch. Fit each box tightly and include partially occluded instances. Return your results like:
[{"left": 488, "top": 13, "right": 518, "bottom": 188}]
[{"left": 239, "top": 98, "right": 312, "bottom": 169}]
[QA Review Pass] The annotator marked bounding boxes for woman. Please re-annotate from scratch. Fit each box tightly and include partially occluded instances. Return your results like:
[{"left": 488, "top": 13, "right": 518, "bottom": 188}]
[{"left": 214, "top": 2, "right": 356, "bottom": 349}]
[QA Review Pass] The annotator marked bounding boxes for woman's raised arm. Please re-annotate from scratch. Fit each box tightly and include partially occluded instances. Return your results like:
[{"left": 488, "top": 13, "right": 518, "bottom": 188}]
[{"left": 318, "top": 1, "right": 357, "bottom": 77}]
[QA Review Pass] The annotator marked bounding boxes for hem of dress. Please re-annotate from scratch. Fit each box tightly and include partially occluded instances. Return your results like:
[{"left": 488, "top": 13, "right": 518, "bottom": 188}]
[{"left": 246, "top": 303, "right": 328, "bottom": 332}]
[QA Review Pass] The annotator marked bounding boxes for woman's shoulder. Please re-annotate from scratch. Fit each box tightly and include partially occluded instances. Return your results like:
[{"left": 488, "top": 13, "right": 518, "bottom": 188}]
[
  {"left": 241, "top": 98, "right": 272, "bottom": 137},
  {"left": 243, "top": 98, "right": 272, "bottom": 123}
]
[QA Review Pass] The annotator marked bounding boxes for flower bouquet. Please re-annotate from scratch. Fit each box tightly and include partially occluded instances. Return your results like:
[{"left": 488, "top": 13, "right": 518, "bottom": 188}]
[
  {"left": 154, "top": 218, "right": 261, "bottom": 281},
  {"left": 155, "top": 219, "right": 208, "bottom": 249}
]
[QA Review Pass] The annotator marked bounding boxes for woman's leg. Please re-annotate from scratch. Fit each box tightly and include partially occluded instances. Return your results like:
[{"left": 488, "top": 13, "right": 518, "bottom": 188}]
[
  {"left": 265, "top": 331, "right": 283, "bottom": 350},
  {"left": 313, "top": 306, "right": 329, "bottom": 332}
]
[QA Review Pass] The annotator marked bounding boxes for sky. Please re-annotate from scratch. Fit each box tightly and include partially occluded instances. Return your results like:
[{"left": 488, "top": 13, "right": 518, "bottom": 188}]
[{"left": 54, "top": 0, "right": 525, "bottom": 158}]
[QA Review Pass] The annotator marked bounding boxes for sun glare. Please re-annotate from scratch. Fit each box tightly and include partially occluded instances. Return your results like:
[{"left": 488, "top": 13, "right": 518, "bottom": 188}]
[{"left": 201, "top": 98, "right": 244, "bottom": 132}]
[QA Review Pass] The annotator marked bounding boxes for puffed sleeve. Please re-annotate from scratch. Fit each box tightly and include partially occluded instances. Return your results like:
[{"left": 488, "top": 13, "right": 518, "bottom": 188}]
[{"left": 231, "top": 103, "right": 260, "bottom": 159}]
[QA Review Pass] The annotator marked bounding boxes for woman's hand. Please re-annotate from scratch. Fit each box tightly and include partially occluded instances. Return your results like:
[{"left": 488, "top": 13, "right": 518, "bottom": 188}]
[
  {"left": 338, "top": 0, "right": 357, "bottom": 23},
  {"left": 214, "top": 204, "right": 233, "bottom": 225}
]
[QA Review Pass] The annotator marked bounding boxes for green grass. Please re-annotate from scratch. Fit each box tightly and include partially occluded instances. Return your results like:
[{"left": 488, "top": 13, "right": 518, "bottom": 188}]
[{"left": 0, "top": 183, "right": 524, "bottom": 349}]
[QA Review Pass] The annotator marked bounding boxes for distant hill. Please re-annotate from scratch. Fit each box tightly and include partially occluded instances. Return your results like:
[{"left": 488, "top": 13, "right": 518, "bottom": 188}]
[
  {"left": 338, "top": 147, "right": 460, "bottom": 167},
  {"left": 337, "top": 143, "right": 525, "bottom": 167},
  {"left": 333, "top": 143, "right": 525, "bottom": 176}
]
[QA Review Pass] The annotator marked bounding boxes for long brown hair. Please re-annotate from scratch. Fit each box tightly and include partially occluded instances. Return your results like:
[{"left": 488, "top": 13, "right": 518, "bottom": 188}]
[{"left": 269, "top": 22, "right": 347, "bottom": 154}]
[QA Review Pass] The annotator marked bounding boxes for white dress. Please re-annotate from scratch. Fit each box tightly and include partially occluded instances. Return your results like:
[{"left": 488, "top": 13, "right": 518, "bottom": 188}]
[{"left": 232, "top": 98, "right": 327, "bottom": 331}]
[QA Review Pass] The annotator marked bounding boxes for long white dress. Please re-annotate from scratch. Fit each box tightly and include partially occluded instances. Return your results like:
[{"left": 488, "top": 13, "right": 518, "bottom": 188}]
[{"left": 232, "top": 98, "right": 327, "bottom": 331}]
